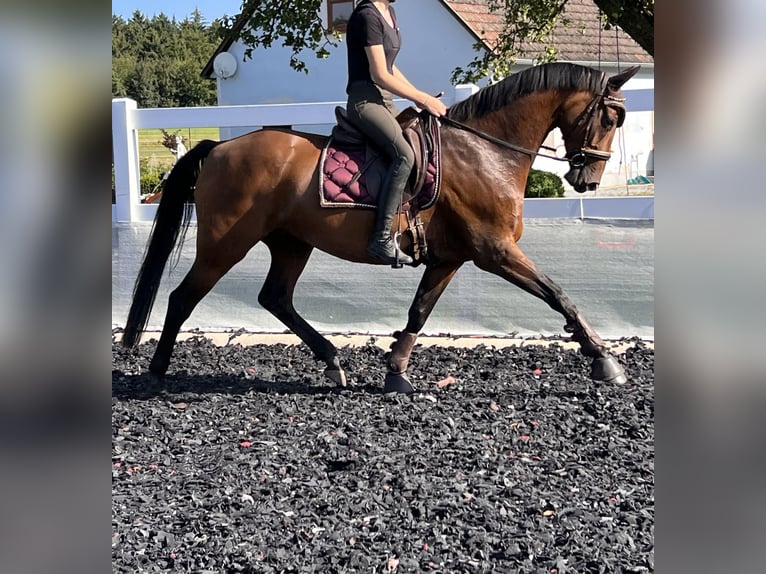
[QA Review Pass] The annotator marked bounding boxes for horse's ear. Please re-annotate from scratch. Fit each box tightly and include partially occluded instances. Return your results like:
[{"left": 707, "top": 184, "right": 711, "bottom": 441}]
[{"left": 607, "top": 65, "right": 640, "bottom": 90}]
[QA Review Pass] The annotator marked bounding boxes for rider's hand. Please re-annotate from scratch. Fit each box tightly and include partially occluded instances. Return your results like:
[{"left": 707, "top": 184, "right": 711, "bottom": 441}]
[{"left": 421, "top": 95, "right": 447, "bottom": 117}]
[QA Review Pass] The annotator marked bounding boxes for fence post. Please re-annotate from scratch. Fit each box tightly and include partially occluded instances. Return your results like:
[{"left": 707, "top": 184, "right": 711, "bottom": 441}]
[{"left": 112, "top": 98, "right": 140, "bottom": 222}]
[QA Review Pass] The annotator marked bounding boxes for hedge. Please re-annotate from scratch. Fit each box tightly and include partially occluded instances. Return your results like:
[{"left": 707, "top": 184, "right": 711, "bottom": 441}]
[{"left": 525, "top": 169, "right": 565, "bottom": 198}]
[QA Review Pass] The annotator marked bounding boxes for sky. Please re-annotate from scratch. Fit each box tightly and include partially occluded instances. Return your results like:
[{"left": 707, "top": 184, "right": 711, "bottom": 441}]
[{"left": 112, "top": 1, "right": 245, "bottom": 22}]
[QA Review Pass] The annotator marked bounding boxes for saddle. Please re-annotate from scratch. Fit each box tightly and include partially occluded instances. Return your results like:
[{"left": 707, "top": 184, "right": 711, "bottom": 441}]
[
  {"left": 319, "top": 107, "right": 442, "bottom": 263},
  {"left": 320, "top": 107, "right": 441, "bottom": 211}
]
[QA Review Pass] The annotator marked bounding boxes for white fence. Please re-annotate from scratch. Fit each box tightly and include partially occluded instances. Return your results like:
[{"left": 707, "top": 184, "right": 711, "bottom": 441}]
[{"left": 112, "top": 85, "right": 654, "bottom": 223}]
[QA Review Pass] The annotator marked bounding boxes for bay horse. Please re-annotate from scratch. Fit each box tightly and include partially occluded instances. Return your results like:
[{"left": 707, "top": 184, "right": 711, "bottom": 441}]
[{"left": 122, "top": 62, "right": 640, "bottom": 393}]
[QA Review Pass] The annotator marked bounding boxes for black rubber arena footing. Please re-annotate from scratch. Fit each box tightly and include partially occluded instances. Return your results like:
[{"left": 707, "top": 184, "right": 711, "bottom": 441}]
[{"left": 112, "top": 337, "right": 654, "bottom": 573}]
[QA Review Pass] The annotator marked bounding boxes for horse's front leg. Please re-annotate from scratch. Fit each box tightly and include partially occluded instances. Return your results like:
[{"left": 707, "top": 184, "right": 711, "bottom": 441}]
[
  {"left": 384, "top": 262, "right": 462, "bottom": 393},
  {"left": 475, "top": 240, "right": 627, "bottom": 384}
]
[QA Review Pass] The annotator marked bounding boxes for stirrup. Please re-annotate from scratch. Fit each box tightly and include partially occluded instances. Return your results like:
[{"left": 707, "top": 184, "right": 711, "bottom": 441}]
[{"left": 367, "top": 234, "right": 413, "bottom": 267}]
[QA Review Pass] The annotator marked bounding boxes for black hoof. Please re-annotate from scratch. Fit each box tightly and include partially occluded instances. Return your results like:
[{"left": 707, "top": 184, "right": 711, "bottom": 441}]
[
  {"left": 136, "top": 372, "right": 168, "bottom": 399},
  {"left": 149, "top": 372, "right": 165, "bottom": 385},
  {"left": 383, "top": 372, "right": 415, "bottom": 394},
  {"left": 149, "top": 360, "right": 168, "bottom": 378},
  {"left": 591, "top": 355, "right": 628, "bottom": 384},
  {"left": 324, "top": 367, "right": 348, "bottom": 387}
]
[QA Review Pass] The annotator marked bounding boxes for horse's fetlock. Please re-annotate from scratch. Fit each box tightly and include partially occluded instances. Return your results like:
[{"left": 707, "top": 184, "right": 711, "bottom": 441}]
[{"left": 386, "top": 359, "right": 406, "bottom": 374}]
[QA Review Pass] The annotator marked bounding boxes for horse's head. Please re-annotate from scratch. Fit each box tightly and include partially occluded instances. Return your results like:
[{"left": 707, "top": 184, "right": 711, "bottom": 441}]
[{"left": 559, "top": 66, "right": 640, "bottom": 193}]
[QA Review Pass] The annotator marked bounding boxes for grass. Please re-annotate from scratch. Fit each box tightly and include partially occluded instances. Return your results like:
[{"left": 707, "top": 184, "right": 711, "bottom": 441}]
[{"left": 137, "top": 127, "right": 220, "bottom": 170}]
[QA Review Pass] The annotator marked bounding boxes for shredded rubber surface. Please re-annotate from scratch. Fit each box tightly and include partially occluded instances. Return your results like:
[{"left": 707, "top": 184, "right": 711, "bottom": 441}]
[{"left": 112, "top": 336, "right": 654, "bottom": 573}]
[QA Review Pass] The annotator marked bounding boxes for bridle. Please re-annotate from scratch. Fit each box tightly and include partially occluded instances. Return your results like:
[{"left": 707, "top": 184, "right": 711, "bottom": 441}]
[
  {"left": 566, "top": 91, "right": 627, "bottom": 167},
  {"left": 439, "top": 89, "right": 627, "bottom": 170}
]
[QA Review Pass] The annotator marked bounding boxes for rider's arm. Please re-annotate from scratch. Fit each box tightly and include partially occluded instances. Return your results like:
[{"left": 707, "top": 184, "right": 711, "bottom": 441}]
[{"left": 365, "top": 45, "right": 446, "bottom": 116}]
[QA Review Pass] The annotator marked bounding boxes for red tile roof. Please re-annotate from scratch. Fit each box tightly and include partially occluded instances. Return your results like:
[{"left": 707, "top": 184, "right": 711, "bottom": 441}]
[{"left": 443, "top": 0, "right": 653, "bottom": 64}]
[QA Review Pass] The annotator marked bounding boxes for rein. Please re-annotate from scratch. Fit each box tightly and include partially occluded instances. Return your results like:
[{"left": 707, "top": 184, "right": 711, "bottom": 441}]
[{"left": 439, "top": 116, "right": 563, "bottom": 161}]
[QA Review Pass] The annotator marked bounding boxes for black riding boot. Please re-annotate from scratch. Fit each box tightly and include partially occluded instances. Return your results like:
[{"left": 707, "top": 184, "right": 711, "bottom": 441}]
[{"left": 368, "top": 156, "right": 414, "bottom": 267}]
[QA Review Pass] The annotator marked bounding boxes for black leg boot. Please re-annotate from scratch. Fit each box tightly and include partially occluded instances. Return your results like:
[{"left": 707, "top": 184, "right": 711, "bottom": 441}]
[{"left": 367, "top": 156, "right": 414, "bottom": 267}]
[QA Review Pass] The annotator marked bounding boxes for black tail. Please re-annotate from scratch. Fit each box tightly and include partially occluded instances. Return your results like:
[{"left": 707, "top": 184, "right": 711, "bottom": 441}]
[{"left": 122, "top": 139, "right": 220, "bottom": 349}]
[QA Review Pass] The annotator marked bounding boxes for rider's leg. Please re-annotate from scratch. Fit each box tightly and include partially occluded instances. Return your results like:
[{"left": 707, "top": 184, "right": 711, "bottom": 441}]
[{"left": 347, "top": 86, "right": 414, "bottom": 266}]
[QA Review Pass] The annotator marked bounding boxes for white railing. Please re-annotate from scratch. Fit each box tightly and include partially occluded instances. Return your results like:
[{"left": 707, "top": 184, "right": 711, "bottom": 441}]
[{"left": 112, "top": 84, "right": 653, "bottom": 223}]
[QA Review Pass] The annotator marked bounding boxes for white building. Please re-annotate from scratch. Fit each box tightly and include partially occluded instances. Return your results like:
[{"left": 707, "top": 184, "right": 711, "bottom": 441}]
[{"left": 201, "top": 0, "right": 654, "bottom": 190}]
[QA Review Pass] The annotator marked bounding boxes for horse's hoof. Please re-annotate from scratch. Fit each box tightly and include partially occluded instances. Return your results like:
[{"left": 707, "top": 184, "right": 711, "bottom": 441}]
[
  {"left": 383, "top": 372, "right": 415, "bottom": 394},
  {"left": 137, "top": 372, "right": 167, "bottom": 398},
  {"left": 591, "top": 355, "right": 628, "bottom": 384},
  {"left": 324, "top": 367, "right": 347, "bottom": 387},
  {"left": 149, "top": 359, "right": 168, "bottom": 378}
]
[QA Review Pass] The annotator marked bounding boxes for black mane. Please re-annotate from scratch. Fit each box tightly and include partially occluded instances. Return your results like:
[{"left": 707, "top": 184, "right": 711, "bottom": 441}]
[{"left": 447, "top": 63, "right": 606, "bottom": 122}]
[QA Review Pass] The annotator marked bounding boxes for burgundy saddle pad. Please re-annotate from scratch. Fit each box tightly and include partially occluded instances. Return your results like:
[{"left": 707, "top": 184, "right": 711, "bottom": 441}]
[{"left": 319, "top": 145, "right": 379, "bottom": 208}]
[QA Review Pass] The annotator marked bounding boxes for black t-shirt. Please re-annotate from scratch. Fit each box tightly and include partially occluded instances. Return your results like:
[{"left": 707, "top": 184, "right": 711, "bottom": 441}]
[{"left": 345, "top": 0, "right": 401, "bottom": 92}]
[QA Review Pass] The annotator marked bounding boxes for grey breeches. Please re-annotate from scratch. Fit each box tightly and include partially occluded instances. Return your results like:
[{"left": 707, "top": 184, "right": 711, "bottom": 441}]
[{"left": 346, "top": 82, "right": 415, "bottom": 171}]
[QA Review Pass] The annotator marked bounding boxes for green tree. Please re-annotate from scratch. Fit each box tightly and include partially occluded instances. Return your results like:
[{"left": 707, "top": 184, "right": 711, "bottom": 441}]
[
  {"left": 224, "top": 0, "right": 653, "bottom": 83},
  {"left": 592, "top": 0, "right": 652, "bottom": 55},
  {"left": 223, "top": 0, "right": 336, "bottom": 74},
  {"left": 127, "top": 60, "right": 162, "bottom": 108},
  {"left": 111, "top": 10, "right": 221, "bottom": 107}
]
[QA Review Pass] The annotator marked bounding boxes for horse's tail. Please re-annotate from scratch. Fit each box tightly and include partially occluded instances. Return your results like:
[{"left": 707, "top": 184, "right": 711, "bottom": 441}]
[{"left": 122, "top": 139, "right": 221, "bottom": 349}]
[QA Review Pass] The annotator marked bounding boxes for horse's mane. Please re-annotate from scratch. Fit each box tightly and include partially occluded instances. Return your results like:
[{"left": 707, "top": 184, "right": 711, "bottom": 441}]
[{"left": 447, "top": 63, "right": 606, "bottom": 122}]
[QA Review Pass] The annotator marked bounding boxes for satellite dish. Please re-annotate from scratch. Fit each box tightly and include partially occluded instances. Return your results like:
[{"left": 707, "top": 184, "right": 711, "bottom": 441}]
[{"left": 213, "top": 52, "right": 237, "bottom": 79}]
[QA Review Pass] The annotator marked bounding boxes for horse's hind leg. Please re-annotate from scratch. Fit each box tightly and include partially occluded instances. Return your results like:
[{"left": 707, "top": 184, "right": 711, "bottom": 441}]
[
  {"left": 149, "top": 232, "right": 258, "bottom": 377},
  {"left": 259, "top": 233, "right": 347, "bottom": 386},
  {"left": 149, "top": 258, "right": 237, "bottom": 377},
  {"left": 476, "top": 241, "right": 627, "bottom": 384}
]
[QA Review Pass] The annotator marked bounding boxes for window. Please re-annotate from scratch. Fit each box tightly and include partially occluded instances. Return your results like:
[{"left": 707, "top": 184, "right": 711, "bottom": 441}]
[{"left": 328, "top": 0, "right": 356, "bottom": 33}]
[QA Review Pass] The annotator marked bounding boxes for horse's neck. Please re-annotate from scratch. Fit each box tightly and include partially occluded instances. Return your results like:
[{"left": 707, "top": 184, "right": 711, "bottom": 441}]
[{"left": 471, "top": 92, "right": 558, "bottom": 155}]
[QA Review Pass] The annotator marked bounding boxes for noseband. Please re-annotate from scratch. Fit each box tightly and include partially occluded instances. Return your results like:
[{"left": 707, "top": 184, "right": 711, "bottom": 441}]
[{"left": 440, "top": 89, "right": 626, "bottom": 170}]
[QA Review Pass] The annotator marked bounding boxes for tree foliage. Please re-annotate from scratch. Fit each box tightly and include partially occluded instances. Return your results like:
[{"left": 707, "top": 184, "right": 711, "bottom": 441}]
[
  {"left": 225, "top": 0, "right": 653, "bottom": 84},
  {"left": 592, "top": 0, "right": 653, "bottom": 55},
  {"left": 111, "top": 10, "right": 223, "bottom": 107},
  {"left": 225, "top": 0, "right": 339, "bottom": 74}
]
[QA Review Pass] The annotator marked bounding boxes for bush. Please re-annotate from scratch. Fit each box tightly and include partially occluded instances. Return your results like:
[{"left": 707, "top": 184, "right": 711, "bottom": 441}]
[
  {"left": 112, "top": 160, "right": 166, "bottom": 202},
  {"left": 525, "top": 169, "right": 565, "bottom": 198},
  {"left": 139, "top": 158, "right": 165, "bottom": 196}
]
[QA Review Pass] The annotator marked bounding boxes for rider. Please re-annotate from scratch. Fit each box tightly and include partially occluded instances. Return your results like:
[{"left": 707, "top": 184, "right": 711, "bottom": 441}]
[{"left": 345, "top": 0, "right": 447, "bottom": 266}]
